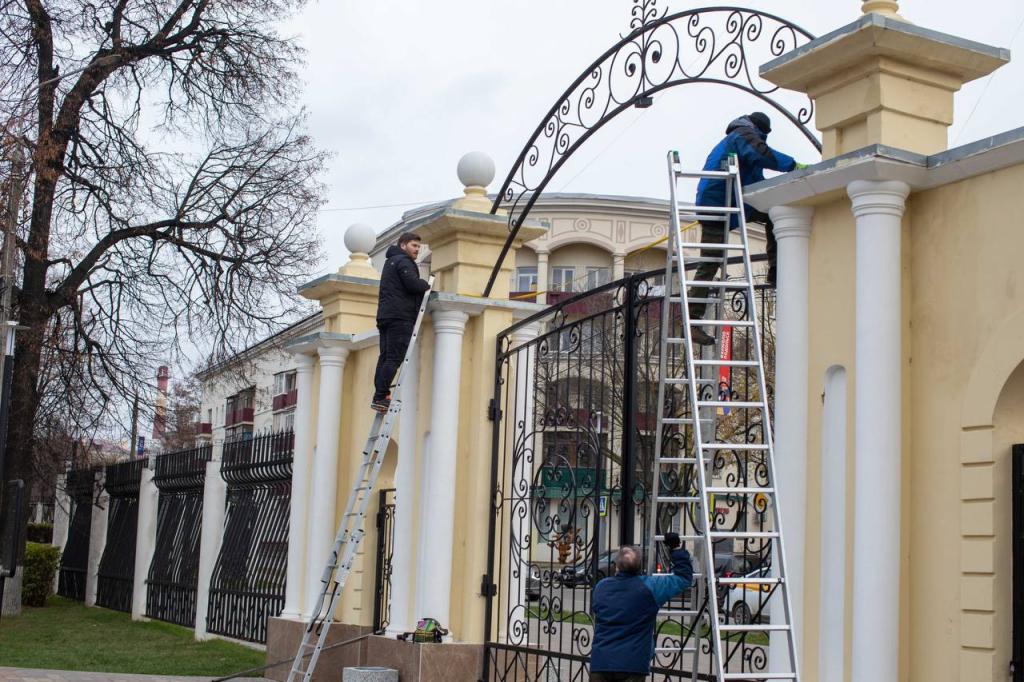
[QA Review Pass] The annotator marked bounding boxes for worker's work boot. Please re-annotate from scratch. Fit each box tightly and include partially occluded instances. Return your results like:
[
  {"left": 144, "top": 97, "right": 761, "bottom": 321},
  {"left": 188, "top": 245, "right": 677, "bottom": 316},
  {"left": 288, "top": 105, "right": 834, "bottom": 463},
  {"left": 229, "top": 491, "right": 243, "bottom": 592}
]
[{"left": 690, "top": 327, "right": 716, "bottom": 347}]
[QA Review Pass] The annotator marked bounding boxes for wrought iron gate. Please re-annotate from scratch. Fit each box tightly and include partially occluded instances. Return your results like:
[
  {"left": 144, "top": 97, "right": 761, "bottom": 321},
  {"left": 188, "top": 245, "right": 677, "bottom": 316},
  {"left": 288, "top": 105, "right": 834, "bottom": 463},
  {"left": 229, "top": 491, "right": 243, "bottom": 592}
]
[
  {"left": 1013, "top": 444, "right": 1023, "bottom": 682},
  {"left": 207, "top": 430, "right": 293, "bottom": 643},
  {"left": 373, "top": 488, "right": 396, "bottom": 633},
  {"left": 97, "top": 459, "right": 145, "bottom": 612},
  {"left": 146, "top": 444, "right": 211, "bottom": 627},
  {"left": 58, "top": 468, "right": 95, "bottom": 601},
  {"left": 483, "top": 268, "right": 775, "bottom": 681}
]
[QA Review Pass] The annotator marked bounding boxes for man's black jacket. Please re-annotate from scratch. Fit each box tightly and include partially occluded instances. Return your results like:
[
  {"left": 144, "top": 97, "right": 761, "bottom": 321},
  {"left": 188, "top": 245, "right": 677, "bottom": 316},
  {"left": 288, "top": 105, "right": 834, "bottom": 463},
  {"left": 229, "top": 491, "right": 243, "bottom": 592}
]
[{"left": 377, "top": 244, "right": 430, "bottom": 323}]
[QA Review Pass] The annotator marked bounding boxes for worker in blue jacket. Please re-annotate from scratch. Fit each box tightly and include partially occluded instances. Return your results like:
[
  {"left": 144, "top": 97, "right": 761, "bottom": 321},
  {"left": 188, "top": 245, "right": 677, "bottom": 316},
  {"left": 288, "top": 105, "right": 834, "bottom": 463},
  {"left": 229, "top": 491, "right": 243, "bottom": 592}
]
[
  {"left": 690, "top": 112, "right": 806, "bottom": 346},
  {"left": 590, "top": 533, "right": 694, "bottom": 681}
]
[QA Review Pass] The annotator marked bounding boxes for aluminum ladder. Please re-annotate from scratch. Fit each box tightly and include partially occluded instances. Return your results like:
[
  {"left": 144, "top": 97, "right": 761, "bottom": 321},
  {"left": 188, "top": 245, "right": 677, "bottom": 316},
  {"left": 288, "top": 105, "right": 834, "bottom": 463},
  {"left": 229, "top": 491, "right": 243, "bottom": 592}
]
[
  {"left": 287, "top": 277, "right": 434, "bottom": 682},
  {"left": 645, "top": 151, "right": 799, "bottom": 681}
]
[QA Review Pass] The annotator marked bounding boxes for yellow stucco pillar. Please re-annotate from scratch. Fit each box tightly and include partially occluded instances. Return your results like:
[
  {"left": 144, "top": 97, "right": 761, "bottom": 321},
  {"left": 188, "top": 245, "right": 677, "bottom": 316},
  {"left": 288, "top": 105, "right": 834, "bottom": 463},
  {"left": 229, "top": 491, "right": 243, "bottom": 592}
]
[
  {"left": 761, "top": 8, "right": 1007, "bottom": 158},
  {"left": 414, "top": 153, "right": 544, "bottom": 299},
  {"left": 299, "top": 223, "right": 382, "bottom": 334}
]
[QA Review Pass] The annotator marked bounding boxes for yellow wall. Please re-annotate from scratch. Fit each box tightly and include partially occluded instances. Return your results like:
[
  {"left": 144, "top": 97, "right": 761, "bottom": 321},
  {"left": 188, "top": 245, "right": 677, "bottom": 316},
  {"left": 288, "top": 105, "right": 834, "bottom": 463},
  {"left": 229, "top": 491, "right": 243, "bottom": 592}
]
[{"left": 801, "top": 162, "right": 1024, "bottom": 681}]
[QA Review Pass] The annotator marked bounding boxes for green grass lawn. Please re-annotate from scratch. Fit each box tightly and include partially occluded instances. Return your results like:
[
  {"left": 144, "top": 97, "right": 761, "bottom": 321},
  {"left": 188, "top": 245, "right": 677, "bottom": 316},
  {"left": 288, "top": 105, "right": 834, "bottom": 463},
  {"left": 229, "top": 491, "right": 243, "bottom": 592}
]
[{"left": 0, "top": 597, "right": 265, "bottom": 676}]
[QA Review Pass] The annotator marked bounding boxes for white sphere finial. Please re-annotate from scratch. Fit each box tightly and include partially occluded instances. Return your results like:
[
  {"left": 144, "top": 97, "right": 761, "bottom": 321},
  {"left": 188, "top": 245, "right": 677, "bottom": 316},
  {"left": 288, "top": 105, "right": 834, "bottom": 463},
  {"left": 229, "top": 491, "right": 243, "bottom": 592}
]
[
  {"left": 457, "top": 151, "right": 495, "bottom": 189},
  {"left": 344, "top": 223, "right": 376, "bottom": 255}
]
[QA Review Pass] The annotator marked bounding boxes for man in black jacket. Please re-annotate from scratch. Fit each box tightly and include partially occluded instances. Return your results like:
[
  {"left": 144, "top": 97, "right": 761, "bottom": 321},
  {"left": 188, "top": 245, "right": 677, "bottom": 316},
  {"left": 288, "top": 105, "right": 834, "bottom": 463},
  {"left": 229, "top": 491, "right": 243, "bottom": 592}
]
[{"left": 372, "top": 232, "right": 430, "bottom": 412}]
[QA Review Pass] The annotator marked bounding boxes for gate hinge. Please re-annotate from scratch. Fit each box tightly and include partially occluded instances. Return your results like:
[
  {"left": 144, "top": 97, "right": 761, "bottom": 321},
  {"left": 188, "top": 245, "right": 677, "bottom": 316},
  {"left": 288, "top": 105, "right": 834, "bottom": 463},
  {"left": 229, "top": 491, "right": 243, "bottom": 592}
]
[
  {"left": 487, "top": 399, "right": 502, "bottom": 422},
  {"left": 480, "top": 575, "right": 497, "bottom": 597}
]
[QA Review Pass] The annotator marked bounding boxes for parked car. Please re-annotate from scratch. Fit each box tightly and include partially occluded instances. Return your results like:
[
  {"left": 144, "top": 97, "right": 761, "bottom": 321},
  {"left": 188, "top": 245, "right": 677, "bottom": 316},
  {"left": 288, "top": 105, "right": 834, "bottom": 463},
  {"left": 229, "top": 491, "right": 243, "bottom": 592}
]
[
  {"left": 726, "top": 566, "right": 773, "bottom": 624},
  {"left": 714, "top": 552, "right": 767, "bottom": 606},
  {"left": 560, "top": 550, "right": 617, "bottom": 588},
  {"left": 525, "top": 564, "right": 541, "bottom": 602},
  {"left": 560, "top": 549, "right": 670, "bottom": 587}
]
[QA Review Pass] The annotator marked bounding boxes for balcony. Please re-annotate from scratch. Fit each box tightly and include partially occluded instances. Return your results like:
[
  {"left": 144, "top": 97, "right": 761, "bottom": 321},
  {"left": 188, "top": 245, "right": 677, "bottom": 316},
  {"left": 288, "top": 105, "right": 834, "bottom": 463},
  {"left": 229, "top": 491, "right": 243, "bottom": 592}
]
[
  {"left": 272, "top": 389, "right": 298, "bottom": 412},
  {"left": 225, "top": 407, "right": 255, "bottom": 427}
]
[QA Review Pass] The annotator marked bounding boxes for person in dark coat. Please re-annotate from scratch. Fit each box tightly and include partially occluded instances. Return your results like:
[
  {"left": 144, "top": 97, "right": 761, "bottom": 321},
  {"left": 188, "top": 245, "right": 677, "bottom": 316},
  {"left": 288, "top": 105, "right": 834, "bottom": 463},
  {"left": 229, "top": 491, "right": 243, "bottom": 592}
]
[
  {"left": 690, "top": 112, "right": 806, "bottom": 346},
  {"left": 372, "top": 232, "right": 430, "bottom": 411},
  {"left": 590, "top": 533, "right": 694, "bottom": 681}
]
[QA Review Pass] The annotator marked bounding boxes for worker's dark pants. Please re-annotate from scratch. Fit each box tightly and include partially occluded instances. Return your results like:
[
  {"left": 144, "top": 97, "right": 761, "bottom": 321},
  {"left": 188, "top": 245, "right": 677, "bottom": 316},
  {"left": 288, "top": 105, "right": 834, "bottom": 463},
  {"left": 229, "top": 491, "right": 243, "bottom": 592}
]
[
  {"left": 590, "top": 673, "right": 646, "bottom": 682},
  {"left": 373, "top": 319, "right": 414, "bottom": 401},
  {"left": 688, "top": 208, "right": 776, "bottom": 320}
]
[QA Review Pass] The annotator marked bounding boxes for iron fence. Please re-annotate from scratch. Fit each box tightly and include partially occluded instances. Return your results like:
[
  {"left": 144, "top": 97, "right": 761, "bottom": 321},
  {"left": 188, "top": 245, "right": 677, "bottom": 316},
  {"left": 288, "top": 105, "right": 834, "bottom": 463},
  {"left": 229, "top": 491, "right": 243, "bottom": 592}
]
[
  {"left": 96, "top": 459, "right": 145, "bottom": 612},
  {"left": 373, "top": 488, "right": 396, "bottom": 633},
  {"left": 57, "top": 467, "right": 96, "bottom": 601},
  {"left": 206, "top": 430, "right": 293, "bottom": 643},
  {"left": 483, "top": 269, "right": 775, "bottom": 681},
  {"left": 145, "top": 444, "right": 211, "bottom": 627}
]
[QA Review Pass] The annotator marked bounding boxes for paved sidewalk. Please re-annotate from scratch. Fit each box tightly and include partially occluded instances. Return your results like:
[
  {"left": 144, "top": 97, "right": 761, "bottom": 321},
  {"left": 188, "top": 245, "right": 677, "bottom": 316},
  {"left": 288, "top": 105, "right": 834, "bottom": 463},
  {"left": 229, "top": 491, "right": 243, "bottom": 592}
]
[{"left": 0, "top": 669, "right": 267, "bottom": 682}]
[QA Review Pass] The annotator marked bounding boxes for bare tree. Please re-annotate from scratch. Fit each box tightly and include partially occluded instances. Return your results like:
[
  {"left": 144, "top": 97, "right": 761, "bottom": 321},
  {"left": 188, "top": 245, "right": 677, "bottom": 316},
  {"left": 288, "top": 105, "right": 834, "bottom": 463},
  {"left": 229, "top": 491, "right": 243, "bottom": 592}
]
[{"left": 0, "top": 0, "right": 327, "bottom": 598}]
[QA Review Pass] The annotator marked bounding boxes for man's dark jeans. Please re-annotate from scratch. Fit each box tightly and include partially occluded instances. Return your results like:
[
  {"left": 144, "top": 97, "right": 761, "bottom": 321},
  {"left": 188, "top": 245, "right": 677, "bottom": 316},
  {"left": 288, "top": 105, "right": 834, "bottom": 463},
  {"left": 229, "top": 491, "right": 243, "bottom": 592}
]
[
  {"left": 590, "top": 672, "right": 646, "bottom": 682},
  {"left": 688, "top": 208, "right": 776, "bottom": 320},
  {"left": 373, "top": 319, "right": 414, "bottom": 401}
]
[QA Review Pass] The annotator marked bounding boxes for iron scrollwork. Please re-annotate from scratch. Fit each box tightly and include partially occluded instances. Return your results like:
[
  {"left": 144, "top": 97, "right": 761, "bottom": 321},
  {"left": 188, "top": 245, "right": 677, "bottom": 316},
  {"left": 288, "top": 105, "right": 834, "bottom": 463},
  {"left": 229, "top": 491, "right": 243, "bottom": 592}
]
[{"left": 481, "top": 5, "right": 819, "bottom": 297}]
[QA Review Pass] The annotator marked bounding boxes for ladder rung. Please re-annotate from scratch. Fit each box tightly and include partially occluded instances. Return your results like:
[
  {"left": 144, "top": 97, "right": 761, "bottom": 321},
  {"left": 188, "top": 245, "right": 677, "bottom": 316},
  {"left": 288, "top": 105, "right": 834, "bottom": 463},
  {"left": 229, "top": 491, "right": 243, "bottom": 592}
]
[
  {"left": 723, "top": 675, "right": 796, "bottom": 680},
  {"left": 656, "top": 496, "right": 700, "bottom": 503},
  {"left": 706, "top": 486, "right": 774, "bottom": 495},
  {"left": 710, "top": 531, "right": 779, "bottom": 539},
  {"left": 690, "top": 320, "right": 754, "bottom": 327},
  {"left": 695, "top": 359, "right": 758, "bottom": 367},
  {"left": 655, "top": 646, "right": 699, "bottom": 654},
  {"left": 685, "top": 297, "right": 721, "bottom": 304},
  {"left": 679, "top": 242, "right": 746, "bottom": 251},
  {"left": 698, "top": 401, "right": 764, "bottom": 408},
  {"left": 662, "top": 417, "right": 714, "bottom": 425},
  {"left": 719, "top": 624, "right": 791, "bottom": 632},
  {"left": 684, "top": 280, "right": 750, "bottom": 288},
  {"left": 683, "top": 256, "right": 731, "bottom": 264},
  {"left": 655, "top": 533, "right": 702, "bottom": 542},
  {"left": 664, "top": 378, "right": 719, "bottom": 385},
  {"left": 658, "top": 457, "right": 697, "bottom": 465},
  {"left": 676, "top": 170, "right": 733, "bottom": 179},
  {"left": 718, "top": 577, "right": 782, "bottom": 585},
  {"left": 700, "top": 443, "right": 768, "bottom": 450}
]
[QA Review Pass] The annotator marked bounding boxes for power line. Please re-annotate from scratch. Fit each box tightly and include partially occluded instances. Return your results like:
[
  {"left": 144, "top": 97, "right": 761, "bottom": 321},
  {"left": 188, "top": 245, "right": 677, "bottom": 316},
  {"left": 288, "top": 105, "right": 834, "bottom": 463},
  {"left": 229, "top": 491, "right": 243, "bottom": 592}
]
[
  {"left": 953, "top": 11, "right": 1024, "bottom": 146},
  {"left": 318, "top": 199, "right": 446, "bottom": 212}
]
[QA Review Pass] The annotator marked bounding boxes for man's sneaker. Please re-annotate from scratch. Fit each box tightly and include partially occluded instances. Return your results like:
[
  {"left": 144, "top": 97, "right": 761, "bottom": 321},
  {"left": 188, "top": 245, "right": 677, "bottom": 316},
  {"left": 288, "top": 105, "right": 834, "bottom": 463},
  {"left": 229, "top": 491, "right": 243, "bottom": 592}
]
[
  {"left": 690, "top": 327, "right": 717, "bottom": 346},
  {"left": 371, "top": 397, "right": 390, "bottom": 413}
]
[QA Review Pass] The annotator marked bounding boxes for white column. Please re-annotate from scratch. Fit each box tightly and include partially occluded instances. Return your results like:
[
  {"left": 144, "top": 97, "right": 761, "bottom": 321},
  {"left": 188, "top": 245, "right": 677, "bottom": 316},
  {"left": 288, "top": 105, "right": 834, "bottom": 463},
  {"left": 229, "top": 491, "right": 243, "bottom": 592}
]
[
  {"left": 847, "top": 179, "right": 909, "bottom": 682},
  {"left": 195, "top": 446, "right": 227, "bottom": 640},
  {"left": 132, "top": 463, "right": 159, "bottom": 621},
  {"left": 611, "top": 253, "right": 626, "bottom": 281},
  {"left": 51, "top": 473, "right": 70, "bottom": 594},
  {"left": 819, "top": 366, "right": 848, "bottom": 682},
  {"left": 386, "top": 340, "right": 421, "bottom": 637},
  {"left": 767, "top": 205, "right": 813, "bottom": 672},
  {"left": 416, "top": 309, "right": 468, "bottom": 634},
  {"left": 85, "top": 470, "right": 108, "bottom": 607},
  {"left": 282, "top": 354, "right": 316, "bottom": 619},
  {"left": 304, "top": 345, "right": 349, "bottom": 616},
  {"left": 536, "top": 251, "right": 549, "bottom": 305},
  {"left": 500, "top": 323, "right": 540, "bottom": 644}
]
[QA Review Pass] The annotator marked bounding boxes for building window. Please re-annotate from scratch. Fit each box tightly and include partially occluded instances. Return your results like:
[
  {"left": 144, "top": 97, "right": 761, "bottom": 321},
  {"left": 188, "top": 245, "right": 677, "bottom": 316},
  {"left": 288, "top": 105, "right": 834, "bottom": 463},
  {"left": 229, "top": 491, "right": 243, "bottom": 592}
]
[
  {"left": 272, "top": 410, "right": 296, "bottom": 433},
  {"left": 514, "top": 266, "right": 538, "bottom": 292},
  {"left": 273, "top": 370, "right": 298, "bottom": 412},
  {"left": 225, "top": 387, "right": 256, "bottom": 431},
  {"left": 584, "top": 267, "right": 611, "bottom": 290},
  {"left": 551, "top": 266, "right": 576, "bottom": 292}
]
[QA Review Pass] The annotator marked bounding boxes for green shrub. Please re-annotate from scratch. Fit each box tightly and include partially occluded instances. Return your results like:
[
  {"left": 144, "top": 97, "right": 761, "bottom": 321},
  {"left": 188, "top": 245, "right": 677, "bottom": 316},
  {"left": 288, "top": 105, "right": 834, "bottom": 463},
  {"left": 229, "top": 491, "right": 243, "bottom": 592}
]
[
  {"left": 26, "top": 523, "right": 53, "bottom": 544},
  {"left": 23, "top": 542, "right": 60, "bottom": 607}
]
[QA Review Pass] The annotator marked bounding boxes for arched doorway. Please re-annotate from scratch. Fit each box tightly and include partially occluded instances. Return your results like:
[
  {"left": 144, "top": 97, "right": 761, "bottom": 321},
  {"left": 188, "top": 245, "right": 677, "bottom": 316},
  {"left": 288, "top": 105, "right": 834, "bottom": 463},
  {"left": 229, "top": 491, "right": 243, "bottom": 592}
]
[{"left": 482, "top": 4, "right": 821, "bottom": 297}]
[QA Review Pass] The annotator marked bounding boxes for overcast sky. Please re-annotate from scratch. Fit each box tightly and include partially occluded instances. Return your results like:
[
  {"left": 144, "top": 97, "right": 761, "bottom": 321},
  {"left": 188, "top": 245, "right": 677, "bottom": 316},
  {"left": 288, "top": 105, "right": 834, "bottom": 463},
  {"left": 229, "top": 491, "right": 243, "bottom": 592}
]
[{"left": 282, "top": 0, "right": 1024, "bottom": 274}]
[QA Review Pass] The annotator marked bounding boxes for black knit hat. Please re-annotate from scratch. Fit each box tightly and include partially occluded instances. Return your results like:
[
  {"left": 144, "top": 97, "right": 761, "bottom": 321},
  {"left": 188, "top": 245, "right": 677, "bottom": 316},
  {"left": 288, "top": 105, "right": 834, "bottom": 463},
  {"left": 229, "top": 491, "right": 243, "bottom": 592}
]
[{"left": 749, "top": 112, "right": 772, "bottom": 134}]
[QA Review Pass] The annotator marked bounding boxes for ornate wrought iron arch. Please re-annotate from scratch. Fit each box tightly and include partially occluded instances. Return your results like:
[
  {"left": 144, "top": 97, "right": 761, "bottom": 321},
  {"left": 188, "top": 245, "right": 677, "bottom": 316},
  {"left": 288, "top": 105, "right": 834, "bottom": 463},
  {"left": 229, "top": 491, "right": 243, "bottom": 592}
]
[{"left": 481, "top": 4, "right": 820, "bottom": 297}]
